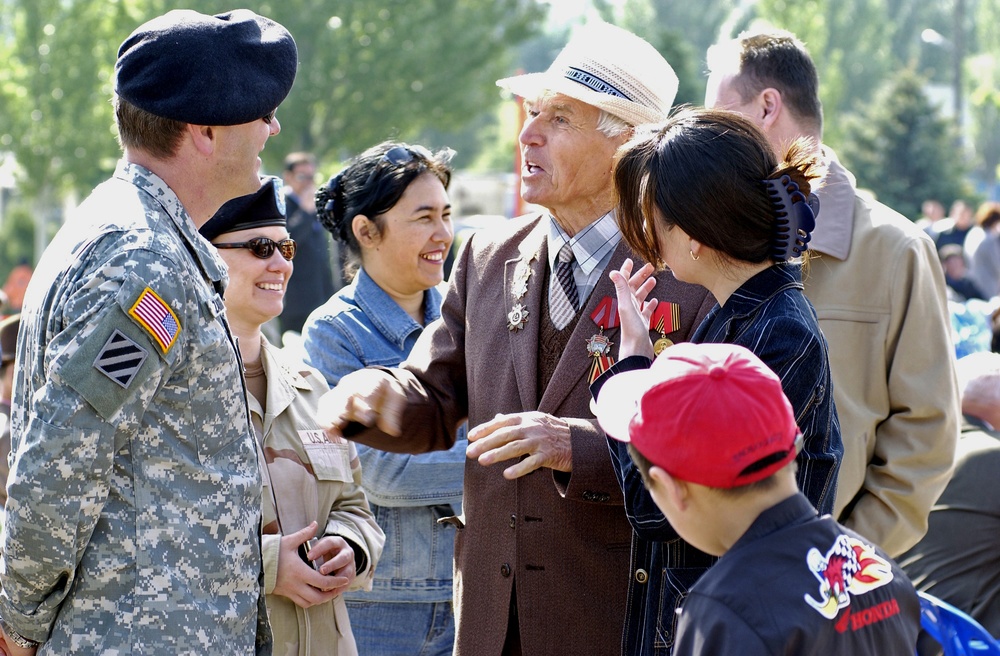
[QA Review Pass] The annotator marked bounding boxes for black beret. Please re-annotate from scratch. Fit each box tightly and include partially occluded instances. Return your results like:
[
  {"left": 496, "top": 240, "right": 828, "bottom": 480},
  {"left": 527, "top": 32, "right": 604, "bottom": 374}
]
[
  {"left": 115, "top": 9, "right": 297, "bottom": 126},
  {"left": 201, "top": 177, "right": 287, "bottom": 241},
  {"left": 0, "top": 314, "right": 19, "bottom": 365}
]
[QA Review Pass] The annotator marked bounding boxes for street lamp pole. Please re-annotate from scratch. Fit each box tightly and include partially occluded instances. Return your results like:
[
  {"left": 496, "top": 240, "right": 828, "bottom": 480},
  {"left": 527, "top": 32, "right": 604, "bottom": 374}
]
[{"left": 953, "top": 0, "right": 964, "bottom": 128}]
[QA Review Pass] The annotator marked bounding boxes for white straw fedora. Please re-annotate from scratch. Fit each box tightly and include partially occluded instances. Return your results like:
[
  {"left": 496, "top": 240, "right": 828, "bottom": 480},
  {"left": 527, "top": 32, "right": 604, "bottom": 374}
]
[{"left": 497, "top": 22, "right": 678, "bottom": 127}]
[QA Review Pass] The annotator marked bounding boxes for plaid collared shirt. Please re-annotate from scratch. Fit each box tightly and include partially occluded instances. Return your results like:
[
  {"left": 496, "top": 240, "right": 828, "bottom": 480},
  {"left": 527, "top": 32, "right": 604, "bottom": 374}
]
[{"left": 547, "top": 211, "right": 621, "bottom": 309}]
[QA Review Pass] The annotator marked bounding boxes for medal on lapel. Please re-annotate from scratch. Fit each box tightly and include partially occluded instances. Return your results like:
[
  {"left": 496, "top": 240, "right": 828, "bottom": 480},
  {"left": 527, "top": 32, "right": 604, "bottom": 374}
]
[
  {"left": 587, "top": 296, "right": 619, "bottom": 384},
  {"left": 508, "top": 304, "right": 528, "bottom": 331},
  {"left": 650, "top": 302, "right": 681, "bottom": 356},
  {"left": 507, "top": 256, "right": 535, "bottom": 331}
]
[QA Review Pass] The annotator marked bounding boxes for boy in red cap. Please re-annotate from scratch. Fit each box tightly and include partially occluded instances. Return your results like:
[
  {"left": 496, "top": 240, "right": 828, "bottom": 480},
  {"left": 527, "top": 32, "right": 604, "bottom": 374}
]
[{"left": 595, "top": 342, "right": 920, "bottom": 655}]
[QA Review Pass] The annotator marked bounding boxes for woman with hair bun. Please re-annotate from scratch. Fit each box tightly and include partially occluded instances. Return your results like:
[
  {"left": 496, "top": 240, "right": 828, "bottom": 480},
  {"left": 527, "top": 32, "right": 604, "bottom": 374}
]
[
  {"left": 592, "top": 108, "right": 843, "bottom": 652},
  {"left": 302, "top": 141, "right": 466, "bottom": 655}
]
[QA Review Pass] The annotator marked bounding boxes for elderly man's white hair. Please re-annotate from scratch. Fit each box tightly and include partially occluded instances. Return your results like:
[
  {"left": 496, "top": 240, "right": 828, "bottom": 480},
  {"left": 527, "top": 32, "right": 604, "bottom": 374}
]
[{"left": 957, "top": 351, "right": 1000, "bottom": 428}]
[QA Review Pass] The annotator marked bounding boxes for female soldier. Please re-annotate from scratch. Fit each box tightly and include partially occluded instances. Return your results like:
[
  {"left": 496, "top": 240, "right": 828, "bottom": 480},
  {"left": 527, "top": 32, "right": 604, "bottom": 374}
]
[{"left": 201, "top": 178, "right": 384, "bottom": 656}]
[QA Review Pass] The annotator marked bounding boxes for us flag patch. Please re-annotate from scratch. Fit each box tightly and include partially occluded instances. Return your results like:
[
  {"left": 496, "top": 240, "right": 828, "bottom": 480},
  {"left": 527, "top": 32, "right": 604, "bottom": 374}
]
[
  {"left": 128, "top": 286, "right": 181, "bottom": 353},
  {"left": 94, "top": 330, "right": 148, "bottom": 388}
]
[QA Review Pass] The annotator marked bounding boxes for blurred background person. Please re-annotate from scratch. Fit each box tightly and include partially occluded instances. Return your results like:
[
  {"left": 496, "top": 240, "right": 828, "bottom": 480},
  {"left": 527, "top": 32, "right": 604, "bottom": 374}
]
[
  {"left": 304, "top": 142, "right": 465, "bottom": 656},
  {"left": 0, "top": 264, "right": 31, "bottom": 319},
  {"left": 279, "top": 152, "right": 339, "bottom": 336},
  {"left": 968, "top": 202, "right": 1000, "bottom": 300},
  {"left": 0, "top": 314, "right": 19, "bottom": 512},
  {"left": 940, "top": 240, "right": 994, "bottom": 360},
  {"left": 933, "top": 199, "right": 975, "bottom": 250},
  {"left": 917, "top": 199, "right": 947, "bottom": 236},
  {"left": 899, "top": 351, "right": 1000, "bottom": 655},
  {"left": 939, "top": 244, "right": 986, "bottom": 302},
  {"left": 201, "top": 177, "right": 384, "bottom": 656}
]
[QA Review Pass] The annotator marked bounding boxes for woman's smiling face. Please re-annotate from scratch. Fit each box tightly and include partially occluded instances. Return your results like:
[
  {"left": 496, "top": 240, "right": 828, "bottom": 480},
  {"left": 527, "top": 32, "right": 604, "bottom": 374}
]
[
  {"left": 214, "top": 225, "right": 294, "bottom": 330},
  {"left": 361, "top": 172, "right": 453, "bottom": 298}
]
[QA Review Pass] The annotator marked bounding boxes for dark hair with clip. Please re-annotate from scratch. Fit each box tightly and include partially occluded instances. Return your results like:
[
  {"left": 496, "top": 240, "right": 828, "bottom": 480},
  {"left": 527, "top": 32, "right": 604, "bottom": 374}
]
[
  {"left": 765, "top": 174, "right": 820, "bottom": 261},
  {"left": 614, "top": 108, "right": 822, "bottom": 269},
  {"left": 315, "top": 141, "right": 454, "bottom": 278}
]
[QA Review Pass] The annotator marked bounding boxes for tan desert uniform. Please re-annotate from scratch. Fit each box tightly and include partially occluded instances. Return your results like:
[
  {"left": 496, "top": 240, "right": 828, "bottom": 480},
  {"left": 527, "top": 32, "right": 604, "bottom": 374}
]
[{"left": 253, "top": 338, "right": 384, "bottom": 656}]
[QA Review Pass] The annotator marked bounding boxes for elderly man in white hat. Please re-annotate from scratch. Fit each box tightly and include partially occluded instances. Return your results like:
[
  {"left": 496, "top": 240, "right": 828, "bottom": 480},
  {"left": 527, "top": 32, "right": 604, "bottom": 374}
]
[{"left": 318, "top": 22, "right": 713, "bottom": 655}]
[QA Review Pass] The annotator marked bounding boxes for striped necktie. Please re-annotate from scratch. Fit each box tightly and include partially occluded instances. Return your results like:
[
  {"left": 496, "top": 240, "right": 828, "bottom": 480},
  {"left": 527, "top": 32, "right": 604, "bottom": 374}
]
[{"left": 550, "top": 242, "right": 580, "bottom": 330}]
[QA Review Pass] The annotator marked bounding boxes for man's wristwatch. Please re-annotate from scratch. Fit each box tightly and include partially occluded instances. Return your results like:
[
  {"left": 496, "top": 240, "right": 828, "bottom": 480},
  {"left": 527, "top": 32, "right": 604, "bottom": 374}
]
[{"left": 0, "top": 619, "right": 39, "bottom": 649}]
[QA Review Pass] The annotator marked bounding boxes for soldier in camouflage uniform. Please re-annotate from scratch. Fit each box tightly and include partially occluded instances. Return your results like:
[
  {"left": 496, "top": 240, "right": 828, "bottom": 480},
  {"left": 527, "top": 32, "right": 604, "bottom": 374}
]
[
  {"left": 0, "top": 10, "right": 297, "bottom": 655},
  {"left": 202, "top": 179, "right": 385, "bottom": 655}
]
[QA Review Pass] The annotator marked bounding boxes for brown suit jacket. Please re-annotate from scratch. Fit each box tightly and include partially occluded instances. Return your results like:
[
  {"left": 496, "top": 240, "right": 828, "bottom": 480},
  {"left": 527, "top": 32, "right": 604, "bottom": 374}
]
[{"left": 351, "top": 214, "right": 714, "bottom": 655}]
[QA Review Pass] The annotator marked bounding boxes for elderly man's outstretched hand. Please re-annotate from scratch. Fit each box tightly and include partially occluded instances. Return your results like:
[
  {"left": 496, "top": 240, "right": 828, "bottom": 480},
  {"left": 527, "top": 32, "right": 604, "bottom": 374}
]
[{"left": 317, "top": 368, "right": 406, "bottom": 439}]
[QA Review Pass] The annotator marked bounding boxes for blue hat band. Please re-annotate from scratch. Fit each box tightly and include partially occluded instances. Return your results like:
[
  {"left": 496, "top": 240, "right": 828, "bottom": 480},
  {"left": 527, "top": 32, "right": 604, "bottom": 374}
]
[{"left": 564, "top": 67, "right": 633, "bottom": 101}]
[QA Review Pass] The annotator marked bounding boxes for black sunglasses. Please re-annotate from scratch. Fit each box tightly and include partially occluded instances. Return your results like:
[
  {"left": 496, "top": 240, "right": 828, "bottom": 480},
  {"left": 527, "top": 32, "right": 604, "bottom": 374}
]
[
  {"left": 215, "top": 237, "right": 296, "bottom": 261},
  {"left": 262, "top": 109, "right": 277, "bottom": 125},
  {"left": 364, "top": 145, "right": 433, "bottom": 188}
]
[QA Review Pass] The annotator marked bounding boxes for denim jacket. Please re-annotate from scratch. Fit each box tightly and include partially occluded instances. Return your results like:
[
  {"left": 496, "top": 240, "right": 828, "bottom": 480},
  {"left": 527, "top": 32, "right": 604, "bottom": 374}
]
[
  {"left": 302, "top": 268, "right": 466, "bottom": 602},
  {"left": 596, "top": 262, "right": 842, "bottom": 655}
]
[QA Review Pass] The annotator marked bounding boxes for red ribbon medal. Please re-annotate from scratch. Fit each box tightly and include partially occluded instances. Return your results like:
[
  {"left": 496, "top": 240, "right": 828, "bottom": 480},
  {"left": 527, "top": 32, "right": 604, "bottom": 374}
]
[
  {"left": 587, "top": 297, "right": 619, "bottom": 384},
  {"left": 585, "top": 296, "right": 682, "bottom": 382}
]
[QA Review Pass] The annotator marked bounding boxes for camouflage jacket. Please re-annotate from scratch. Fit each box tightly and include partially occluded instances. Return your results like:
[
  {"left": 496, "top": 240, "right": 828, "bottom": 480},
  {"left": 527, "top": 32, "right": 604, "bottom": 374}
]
[
  {"left": 254, "top": 338, "right": 383, "bottom": 656},
  {"left": 0, "top": 161, "right": 270, "bottom": 654}
]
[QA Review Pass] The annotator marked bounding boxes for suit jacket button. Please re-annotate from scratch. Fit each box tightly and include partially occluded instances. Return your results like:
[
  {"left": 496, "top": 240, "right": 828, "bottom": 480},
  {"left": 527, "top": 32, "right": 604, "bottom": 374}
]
[
  {"left": 501, "top": 563, "right": 511, "bottom": 577},
  {"left": 635, "top": 568, "right": 648, "bottom": 584}
]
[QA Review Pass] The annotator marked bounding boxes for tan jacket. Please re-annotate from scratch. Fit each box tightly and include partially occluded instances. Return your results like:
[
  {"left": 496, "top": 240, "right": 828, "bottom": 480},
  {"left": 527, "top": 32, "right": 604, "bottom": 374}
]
[
  {"left": 808, "top": 153, "right": 959, "bottom": 556},
  {"left": 349, "top": 215, "right": 714, "bottom": 656},
  {"left": 253, "top": 339, "right": 385, "bottom": 656}
]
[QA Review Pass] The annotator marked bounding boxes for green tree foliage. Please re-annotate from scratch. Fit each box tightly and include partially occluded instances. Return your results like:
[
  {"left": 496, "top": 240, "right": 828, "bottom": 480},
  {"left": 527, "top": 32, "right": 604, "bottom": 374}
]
[
  {"left": 593, "top": 0, "right": 717, "bottom": 107},
  {"left": 0, "top": 0, "right": 545, "bottom": 199},
  {"left": 839, "top": 70, "right": 969, "bottom": 221},
  {"left": 968, "top": 53, "right": 1000, "bottom": 188},
  {"left": 0, "top": 0, "right": 135, "bottom": 198},
  {"left": 968, "top": 0, "right": 1000, "bottom": 189},
  {"left": 255, "top": 0, "right": 546, "bottom": 171},
  {"left": 752, "top": 0, "right": 952, "bottom": 149},
  {"left": 648, "top": 0, "right": 744, "bottom": 104}
]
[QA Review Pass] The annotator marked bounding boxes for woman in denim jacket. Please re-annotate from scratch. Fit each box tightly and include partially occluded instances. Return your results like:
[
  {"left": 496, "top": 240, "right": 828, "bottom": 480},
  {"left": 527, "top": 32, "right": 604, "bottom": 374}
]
[
  {"left": 302, "top": 142, "right": 465, "bottom": 656},
  {"left": 594, "top": 109, "right": 843, "bottom": 655}
]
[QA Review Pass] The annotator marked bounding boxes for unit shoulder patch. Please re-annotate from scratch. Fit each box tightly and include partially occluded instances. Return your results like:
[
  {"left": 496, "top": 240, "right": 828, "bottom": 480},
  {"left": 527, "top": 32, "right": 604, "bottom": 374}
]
[{"left": 93, "top": 329, "right": 148, "bottom": 389}]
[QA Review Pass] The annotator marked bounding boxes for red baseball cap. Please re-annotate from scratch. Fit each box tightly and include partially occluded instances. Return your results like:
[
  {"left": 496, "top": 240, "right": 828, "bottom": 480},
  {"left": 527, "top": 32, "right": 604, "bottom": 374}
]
[{"left": 595, "top": 342, "right": 801, "bottom": 488}]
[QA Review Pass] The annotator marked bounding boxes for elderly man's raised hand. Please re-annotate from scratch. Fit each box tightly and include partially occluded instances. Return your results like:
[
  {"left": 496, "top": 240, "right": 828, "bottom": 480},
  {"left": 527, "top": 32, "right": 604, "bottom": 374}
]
[{"left": 317, "top": 368, "right": 407, "bottom": 439}]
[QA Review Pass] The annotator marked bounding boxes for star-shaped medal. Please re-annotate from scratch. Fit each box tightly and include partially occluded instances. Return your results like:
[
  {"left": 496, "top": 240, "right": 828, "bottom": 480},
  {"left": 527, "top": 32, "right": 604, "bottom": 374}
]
[{"left": 507, "top": 303, "right": 529, "bottom": 331}]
